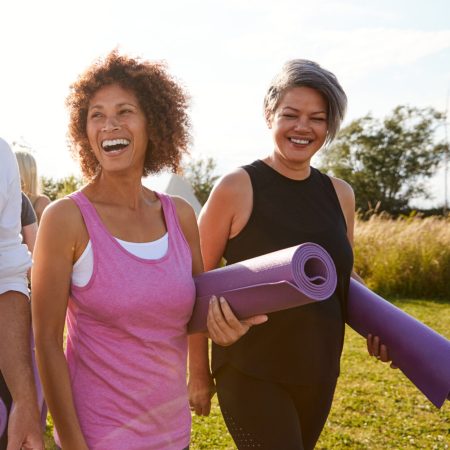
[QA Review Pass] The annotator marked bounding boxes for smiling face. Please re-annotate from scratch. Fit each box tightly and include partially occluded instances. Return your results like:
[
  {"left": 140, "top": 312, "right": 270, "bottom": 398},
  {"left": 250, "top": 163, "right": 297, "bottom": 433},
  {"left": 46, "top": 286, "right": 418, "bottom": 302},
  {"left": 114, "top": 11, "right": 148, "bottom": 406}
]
[
  {"left": 268, "top": 86, "right": 328, "bottom": 173},
  {"left": 86, "top": 83, "right": 149, "bottom": 176}
]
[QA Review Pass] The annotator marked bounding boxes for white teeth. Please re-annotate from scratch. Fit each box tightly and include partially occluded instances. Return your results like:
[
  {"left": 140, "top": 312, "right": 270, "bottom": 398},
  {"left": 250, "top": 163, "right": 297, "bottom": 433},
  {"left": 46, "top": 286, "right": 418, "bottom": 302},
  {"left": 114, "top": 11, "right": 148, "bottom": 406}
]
[
  {"left": 102, "top": 139, "right": 130, "bottom": 149},
  {"left": 290, "top": 138, "right": 310, "bottom": 145}
]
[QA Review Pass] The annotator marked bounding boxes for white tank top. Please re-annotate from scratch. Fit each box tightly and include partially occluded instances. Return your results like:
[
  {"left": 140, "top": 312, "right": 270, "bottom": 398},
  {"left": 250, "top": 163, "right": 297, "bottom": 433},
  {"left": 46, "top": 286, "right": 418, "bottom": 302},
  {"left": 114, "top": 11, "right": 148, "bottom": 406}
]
[{"left": 72, "top": 233, "right": 168, "bottom": 287}]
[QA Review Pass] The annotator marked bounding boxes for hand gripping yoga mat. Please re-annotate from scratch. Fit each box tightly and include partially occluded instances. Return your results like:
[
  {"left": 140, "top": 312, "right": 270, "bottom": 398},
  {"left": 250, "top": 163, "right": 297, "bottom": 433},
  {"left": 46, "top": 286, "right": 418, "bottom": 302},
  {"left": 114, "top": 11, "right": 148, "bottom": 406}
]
[
  {"left": 347, "top": 279, "right": 450, "bottom": 408},
  {"left": 188, "top": 243, "right": 337, "bottom": 334}
]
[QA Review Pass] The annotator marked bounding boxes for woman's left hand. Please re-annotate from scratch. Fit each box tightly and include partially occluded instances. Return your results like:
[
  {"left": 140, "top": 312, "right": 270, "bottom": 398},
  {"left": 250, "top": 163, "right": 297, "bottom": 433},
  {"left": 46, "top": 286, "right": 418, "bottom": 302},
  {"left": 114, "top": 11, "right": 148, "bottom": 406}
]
[
  {"left": 206, "top": 296, "right": 268, "bottom": 347},
  {"left": 367, "top": 333, "right": 398, "bottom": 369}
]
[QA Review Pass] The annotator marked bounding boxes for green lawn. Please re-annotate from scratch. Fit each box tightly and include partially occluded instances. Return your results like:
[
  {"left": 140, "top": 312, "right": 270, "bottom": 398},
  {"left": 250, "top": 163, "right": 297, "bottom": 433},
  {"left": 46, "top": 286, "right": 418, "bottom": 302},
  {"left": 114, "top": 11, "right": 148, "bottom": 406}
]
[{"left": 45, "top": 299, "right": 450, "bottom": 449}]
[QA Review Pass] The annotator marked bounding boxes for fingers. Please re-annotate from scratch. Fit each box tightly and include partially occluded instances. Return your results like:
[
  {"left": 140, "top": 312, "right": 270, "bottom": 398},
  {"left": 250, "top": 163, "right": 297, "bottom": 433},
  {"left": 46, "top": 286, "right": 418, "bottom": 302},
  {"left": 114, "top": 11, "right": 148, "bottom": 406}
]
[
  {"left": 367, "top": 334, "right": 398, "bottom": 369},
  {"left": 379, "top": 343, "right": 389, "bottom": 362},
  {"left": 217, "top": 296, "right": 246, "bottom": 330},
  {"left": 241, "top": 314, "right": 268, "bottom": 326},
  {"left": 206, "top": 296, "right": 249, "bottom": 346},
  {"left": 206, "top": 296, "right": 228, "bottom": 346},
  {"left": 189, "top": 399, "right": 211, "bottom": 416},
  {"left": 367, "top": 333, "right": 375, "bottom": 356}
]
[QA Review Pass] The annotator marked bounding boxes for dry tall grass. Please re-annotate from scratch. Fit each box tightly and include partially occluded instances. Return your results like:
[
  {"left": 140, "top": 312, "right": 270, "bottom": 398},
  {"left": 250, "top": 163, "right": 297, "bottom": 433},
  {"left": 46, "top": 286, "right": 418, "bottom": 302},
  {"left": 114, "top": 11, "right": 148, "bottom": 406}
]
[{"left": 354, "top": 214, "right": 450, "bottom": 298}]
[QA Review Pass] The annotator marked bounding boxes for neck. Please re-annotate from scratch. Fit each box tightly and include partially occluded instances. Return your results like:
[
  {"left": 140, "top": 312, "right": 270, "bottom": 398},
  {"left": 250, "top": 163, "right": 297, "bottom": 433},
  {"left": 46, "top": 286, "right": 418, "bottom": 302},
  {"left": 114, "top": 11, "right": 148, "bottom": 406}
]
[
  {"left": 88, "top": 169, "right": 155, "bottom": 209},
  {"left": 263, "top": 153, "right": 311, "bottom": 180}
]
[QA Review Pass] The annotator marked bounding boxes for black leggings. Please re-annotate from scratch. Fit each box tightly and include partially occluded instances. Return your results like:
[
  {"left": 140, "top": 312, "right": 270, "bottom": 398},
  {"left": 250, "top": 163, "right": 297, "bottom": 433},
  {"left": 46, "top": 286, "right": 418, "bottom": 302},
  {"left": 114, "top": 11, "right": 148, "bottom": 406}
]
[{"left": 215, "top": 364, "right": 337, "bottom": 450}]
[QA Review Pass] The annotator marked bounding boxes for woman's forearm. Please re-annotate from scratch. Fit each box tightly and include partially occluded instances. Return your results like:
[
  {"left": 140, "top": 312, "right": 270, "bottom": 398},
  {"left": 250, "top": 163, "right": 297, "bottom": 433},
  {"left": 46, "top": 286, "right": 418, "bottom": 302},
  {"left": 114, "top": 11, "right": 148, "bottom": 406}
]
[{"left": 35, "top": 340, "right": 89, "bottom": 450}]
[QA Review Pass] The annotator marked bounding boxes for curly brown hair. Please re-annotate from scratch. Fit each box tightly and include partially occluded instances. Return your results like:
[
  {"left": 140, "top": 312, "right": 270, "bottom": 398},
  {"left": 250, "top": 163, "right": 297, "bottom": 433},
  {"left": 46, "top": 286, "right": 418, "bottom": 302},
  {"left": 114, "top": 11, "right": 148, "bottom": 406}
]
[{"left": 66, "top": 50, "right": 191, "bottom": 180}]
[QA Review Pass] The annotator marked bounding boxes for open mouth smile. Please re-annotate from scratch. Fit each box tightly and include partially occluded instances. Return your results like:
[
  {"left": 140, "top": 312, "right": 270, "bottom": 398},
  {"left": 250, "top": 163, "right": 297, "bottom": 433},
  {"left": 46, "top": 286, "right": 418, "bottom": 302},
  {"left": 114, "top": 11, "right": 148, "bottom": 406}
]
[
  {"left": 101, "top": 138, "right": 131, "bottom": 153},
  {"left": 289, "top": 137, "right": 312, "bottom": 145}
]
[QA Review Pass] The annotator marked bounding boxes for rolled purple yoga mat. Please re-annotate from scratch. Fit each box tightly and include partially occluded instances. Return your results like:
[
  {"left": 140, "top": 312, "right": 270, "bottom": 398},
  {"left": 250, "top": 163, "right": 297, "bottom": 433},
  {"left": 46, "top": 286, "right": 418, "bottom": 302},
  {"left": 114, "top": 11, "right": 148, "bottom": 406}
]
[
  {"left": 0, "top": 398, "right": 6, "bottom": 437},
  {"left": 347, "top": 279, "right": 450, "bottom": 409},
  {"left": 188, "top": 243, "right": 337, "bottom": 334}
]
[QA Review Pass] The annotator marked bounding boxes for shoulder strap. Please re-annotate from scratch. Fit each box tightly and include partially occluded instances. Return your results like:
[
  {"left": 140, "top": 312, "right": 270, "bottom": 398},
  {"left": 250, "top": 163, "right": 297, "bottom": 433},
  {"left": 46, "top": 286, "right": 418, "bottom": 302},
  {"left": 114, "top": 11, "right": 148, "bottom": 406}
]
[{"left": 68, "top": 191, "right": 111, "bottom": 243}]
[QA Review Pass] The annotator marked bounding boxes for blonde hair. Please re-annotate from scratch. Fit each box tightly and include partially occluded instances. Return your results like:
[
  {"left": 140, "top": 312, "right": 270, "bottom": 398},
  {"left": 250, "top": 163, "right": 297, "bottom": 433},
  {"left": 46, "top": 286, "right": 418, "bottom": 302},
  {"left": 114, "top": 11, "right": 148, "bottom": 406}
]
[{"left": 15, "top": 149, "right": 40, "bottom": 203}]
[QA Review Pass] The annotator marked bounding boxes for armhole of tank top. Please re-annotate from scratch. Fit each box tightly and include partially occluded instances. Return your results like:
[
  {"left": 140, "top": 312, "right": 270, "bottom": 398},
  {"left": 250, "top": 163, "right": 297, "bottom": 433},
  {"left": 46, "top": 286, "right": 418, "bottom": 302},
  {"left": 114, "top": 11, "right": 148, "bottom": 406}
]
[
  {"left": 226, "top": 164, "right": 257, "bottom": 245},
  {"left": 158, "top": 192, "right": 192, "bottom": 260},
  {"left": 321, "top": 172, "right": 348, "bottom": 232},
  {"left": 67, "top": 193, "right": 100, "bottom": 290}
]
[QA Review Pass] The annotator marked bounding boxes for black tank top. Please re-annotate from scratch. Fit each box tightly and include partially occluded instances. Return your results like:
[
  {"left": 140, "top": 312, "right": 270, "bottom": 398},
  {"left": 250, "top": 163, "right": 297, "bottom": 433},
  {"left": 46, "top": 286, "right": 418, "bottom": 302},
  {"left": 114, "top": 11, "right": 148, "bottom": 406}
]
[{"left": 211, "top": 160, "right": 353, "bottom": 384}]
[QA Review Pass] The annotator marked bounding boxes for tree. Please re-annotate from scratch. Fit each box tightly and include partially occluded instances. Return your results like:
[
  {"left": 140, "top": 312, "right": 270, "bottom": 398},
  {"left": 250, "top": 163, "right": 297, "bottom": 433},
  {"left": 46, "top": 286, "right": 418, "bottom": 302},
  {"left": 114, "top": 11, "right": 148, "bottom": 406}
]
[
  {"left": 41, "top": 175, "right": 84, "bottom": 201},
  {"left": 182, "top": 156, "right": 219, "bottom": 205},
  {"left": 320, "top": 106, "right": 447, "bottom": 214}
]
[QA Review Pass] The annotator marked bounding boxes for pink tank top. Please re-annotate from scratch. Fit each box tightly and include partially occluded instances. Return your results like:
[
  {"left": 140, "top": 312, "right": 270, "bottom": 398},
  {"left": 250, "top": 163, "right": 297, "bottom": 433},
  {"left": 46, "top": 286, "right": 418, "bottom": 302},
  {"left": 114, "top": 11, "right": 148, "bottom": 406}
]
[{"left": 61, "top": 191, "right": 195, "bottom": 450}]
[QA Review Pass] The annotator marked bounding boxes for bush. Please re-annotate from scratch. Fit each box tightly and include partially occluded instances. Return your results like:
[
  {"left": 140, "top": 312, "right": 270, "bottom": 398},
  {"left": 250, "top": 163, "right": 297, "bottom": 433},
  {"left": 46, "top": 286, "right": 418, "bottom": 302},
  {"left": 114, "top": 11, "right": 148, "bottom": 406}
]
[{"left": 354, "top": 215, "right": 450, "bottom": 298}]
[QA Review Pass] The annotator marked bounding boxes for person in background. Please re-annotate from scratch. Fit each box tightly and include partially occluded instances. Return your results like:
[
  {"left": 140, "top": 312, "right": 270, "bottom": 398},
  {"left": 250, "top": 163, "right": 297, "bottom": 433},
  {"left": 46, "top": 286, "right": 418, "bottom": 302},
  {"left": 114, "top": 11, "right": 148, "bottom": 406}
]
[
  {"left": 20, "top": 193, "right": 38, "bottom": 282},
  {"left": 31, "top": 51, "right": 265, "bottom": 450},
  {"left": 0, "top": 137, "right": 43, "bottom": 450},
  {"left": 188, "top": 59, "right": 392, "bottom": 450},
  {"left": 15, "top": 150, "right": 51, "bottom": 223},
  {"left": 21, "top": 193, "right": 38, "bottom": 256}
]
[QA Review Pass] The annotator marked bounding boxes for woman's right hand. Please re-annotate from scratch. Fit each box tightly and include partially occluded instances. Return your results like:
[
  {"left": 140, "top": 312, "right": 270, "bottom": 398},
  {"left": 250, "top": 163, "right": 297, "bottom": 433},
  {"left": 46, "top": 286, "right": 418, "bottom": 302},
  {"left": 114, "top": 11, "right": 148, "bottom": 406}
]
[{"left": 206, "top": 296, "right": 268, "bottom": 347}]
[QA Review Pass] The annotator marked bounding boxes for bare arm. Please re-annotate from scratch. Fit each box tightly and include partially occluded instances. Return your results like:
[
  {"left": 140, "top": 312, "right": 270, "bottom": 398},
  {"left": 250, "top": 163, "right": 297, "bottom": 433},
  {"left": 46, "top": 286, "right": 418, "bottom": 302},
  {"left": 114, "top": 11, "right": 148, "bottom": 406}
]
[
  {"left": 31, "top": 200, "right": 89, "bottom": 450},
  {"left": 187, "top": 170, "right": 268, "bottom": 414},
  {"left": 0, "top": 141, "right": 42, "bottom": 449},
  {"left": 22, "top": 222, "right": 38, "bottom": 281},
  {"left": 33, "top": 195, "right": 51, "bottom": 224},
  {"left": 172, "top": 197, "right": 215, "bottom": 416},
  {"left": 21, "top": 223, "right": 38, "bottom": 255},
  {"left": 0, "top": 291, "right": 43, "bottom": 450}
]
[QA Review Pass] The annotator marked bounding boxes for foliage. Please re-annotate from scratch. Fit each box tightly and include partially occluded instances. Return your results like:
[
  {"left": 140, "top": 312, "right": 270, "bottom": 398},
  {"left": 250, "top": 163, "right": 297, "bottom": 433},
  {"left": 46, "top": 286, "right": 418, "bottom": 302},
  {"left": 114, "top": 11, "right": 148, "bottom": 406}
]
[
  {"left": 44, "top": 299, "right": 450, "bottom": 449},
  {"left": 320, "top": 106, "right": 447, "bottom": 214},
  {"left": 41, "top": 175, "right": 84, "bottom": 201},
  {"left": 182, "top": 156, "right": 219, "bottom": 205},
  {"left": 354, "top": 214, "right": 450, "bottom": 298}
]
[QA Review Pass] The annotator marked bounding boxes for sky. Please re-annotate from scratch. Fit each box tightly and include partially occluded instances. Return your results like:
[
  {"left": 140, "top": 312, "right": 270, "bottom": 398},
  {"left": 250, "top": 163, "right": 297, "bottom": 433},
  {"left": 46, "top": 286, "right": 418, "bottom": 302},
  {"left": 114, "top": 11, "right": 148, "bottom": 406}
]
[{"left": 1, "top": 0, "right": 449, "bottom": 208}]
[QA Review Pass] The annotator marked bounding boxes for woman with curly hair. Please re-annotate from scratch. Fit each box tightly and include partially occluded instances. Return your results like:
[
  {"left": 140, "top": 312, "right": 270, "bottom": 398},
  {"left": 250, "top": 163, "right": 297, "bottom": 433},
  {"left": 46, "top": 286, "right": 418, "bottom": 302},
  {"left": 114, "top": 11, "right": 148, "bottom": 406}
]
[{"left": 31, "top": 51, "right": 264, "bottom": 450}]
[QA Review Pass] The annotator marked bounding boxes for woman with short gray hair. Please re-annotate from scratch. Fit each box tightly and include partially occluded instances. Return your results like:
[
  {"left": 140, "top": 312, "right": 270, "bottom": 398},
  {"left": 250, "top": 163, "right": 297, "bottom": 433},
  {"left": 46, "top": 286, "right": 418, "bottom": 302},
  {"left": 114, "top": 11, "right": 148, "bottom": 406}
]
[{"left": 189, "top": 60, "right": 390, "bottom": 449}]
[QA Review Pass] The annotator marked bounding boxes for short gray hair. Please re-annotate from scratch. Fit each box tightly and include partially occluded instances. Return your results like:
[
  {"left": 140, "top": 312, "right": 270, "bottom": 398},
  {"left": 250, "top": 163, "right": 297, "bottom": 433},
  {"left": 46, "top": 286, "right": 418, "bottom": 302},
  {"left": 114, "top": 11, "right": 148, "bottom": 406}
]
[{"left": 263, "top": 59, "right": 347, "bottom": 145}]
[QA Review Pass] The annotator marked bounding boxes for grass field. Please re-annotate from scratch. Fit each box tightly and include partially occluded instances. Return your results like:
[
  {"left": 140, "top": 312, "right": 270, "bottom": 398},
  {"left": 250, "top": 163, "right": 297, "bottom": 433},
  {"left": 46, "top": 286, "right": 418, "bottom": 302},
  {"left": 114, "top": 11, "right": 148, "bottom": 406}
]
[
  {"left": 45, "top": 298, "right": 450, "bottom": 449},
  {"left": 354, "top": 215, "right": 450, "bottom": 298}
]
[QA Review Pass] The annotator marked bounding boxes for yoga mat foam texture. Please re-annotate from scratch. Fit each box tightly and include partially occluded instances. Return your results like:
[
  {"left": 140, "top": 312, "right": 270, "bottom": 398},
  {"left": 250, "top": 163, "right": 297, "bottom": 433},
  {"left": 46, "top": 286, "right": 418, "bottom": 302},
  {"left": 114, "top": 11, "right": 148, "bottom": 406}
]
[
  {"left": 188, "top": 243, "right": 337, "bottom": 334},
  {"left": 347, "top": 279, "right": 450, "bottom": 409}
]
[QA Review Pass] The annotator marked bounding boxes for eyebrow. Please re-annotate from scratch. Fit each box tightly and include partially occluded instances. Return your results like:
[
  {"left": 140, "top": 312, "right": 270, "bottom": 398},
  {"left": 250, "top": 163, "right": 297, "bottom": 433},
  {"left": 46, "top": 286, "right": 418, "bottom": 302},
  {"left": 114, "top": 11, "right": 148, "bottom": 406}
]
[
  {"left": 282, "top": 106, "right": 327, "bottom": 114},
  {"left": 88, "top": 102, "right": 137, "bottom": 110}
]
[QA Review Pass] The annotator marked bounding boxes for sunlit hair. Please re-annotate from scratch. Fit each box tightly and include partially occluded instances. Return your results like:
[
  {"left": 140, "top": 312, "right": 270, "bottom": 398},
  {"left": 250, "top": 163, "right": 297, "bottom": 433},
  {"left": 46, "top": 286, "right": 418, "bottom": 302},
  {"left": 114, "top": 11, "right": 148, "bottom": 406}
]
[
  {"left": 263, "top": 59, "right": 347, "bottom": 145},
  {"left": 15, "top": 149, "right": 40, "bottom": 202},
  {"left": 66, "top": 50, "right": 191, "bottom": 180}
]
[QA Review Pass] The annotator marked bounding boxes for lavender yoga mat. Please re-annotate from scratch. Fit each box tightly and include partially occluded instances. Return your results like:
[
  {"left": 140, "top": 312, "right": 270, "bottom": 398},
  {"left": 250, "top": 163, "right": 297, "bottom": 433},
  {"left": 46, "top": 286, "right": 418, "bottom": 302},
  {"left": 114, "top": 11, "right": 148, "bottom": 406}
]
[
  {"left": 347, "top": 279, "right": 450, "bottom": 409},
  {"left": 188, "top": 243, "right": 337, "bottom": 334},
  {"left": 0, "top": 397, "right": 6, "bottom": 438}
]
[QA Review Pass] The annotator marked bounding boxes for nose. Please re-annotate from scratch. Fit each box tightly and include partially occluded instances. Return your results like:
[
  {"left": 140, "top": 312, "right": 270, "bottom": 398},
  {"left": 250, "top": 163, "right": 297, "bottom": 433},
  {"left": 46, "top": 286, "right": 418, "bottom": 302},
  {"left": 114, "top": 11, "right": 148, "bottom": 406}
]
[
  {"left": 101, "top": 116, "right": 120, "bottom": 132},
  {"left": 294, "top": 116, "right": 311, "bottom": 131}
]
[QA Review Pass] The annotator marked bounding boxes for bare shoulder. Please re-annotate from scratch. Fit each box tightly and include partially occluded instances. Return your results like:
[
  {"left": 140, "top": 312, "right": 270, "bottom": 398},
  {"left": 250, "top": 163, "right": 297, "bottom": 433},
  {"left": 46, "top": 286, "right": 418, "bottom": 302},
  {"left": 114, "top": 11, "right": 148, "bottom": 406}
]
[
  {"left": 39, "top": 197, "right": 85, "bottom": 238},
  {"left": 170, "top": 195, "right": 198, "bottom": 240},
  {"left": 171, "top": 195, "right": 197, "bottom": 222},
  {"left": 35, "top": 194, "right": 51, "bottom": 208},
  {"left": 329, "top": 176, "right": 355, "bottom": 206},
  {"left": 212, "top": 167, "right": 251, "bottom": 197}
]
